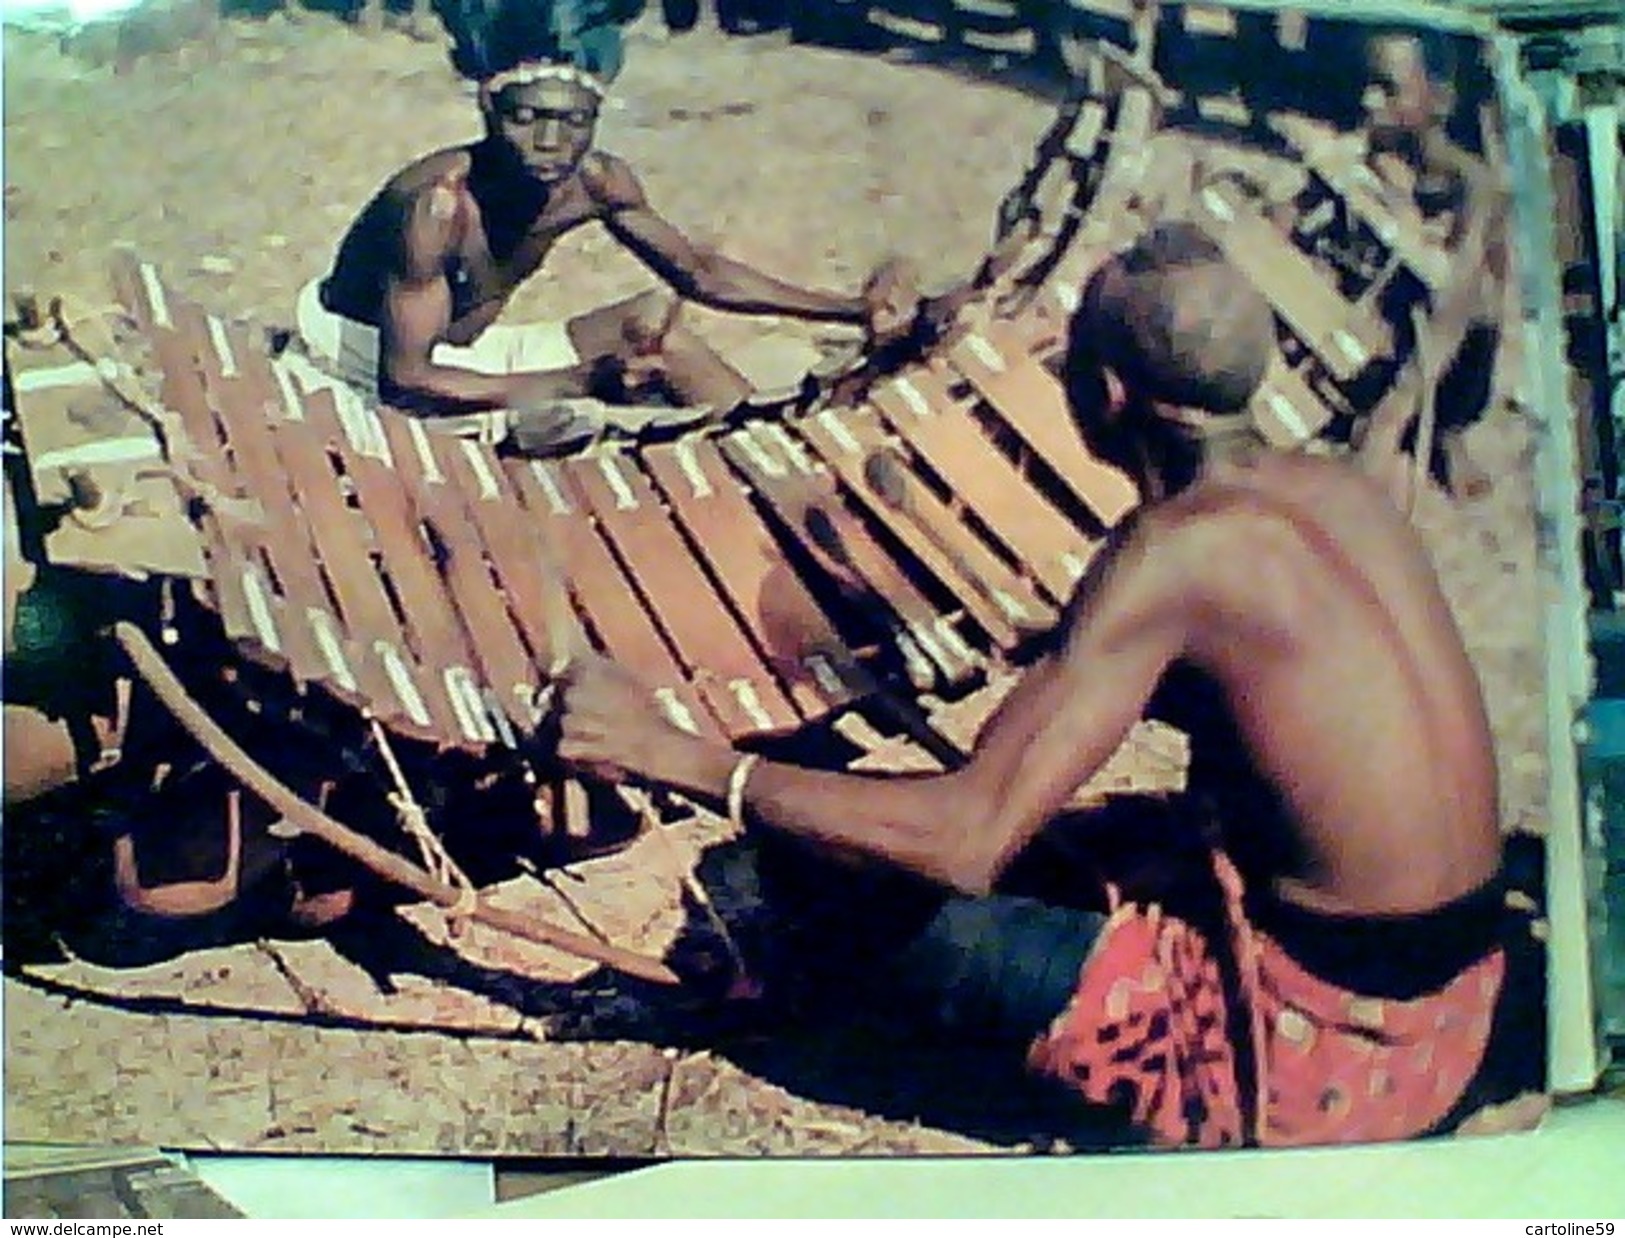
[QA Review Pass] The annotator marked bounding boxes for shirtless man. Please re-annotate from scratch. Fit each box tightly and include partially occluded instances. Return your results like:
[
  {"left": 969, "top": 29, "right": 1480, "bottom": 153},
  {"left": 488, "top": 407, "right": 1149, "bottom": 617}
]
[
  {"left": 1356, "top": 31, "right": 1508, "bottom": 498},
  {"left": 553, "top": 223, "right": 1518, "bottom": 1147},
  {"left": 299, "top": 62, "right": 918, "bottom": 453}
]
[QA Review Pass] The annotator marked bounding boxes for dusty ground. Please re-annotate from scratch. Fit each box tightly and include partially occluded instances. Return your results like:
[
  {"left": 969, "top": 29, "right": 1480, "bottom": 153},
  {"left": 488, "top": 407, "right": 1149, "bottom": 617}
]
[
  {"left": 2, "top": 10, "right": 1048, "bottom": 360},
  {"left": 2, "top": 9, "right": 1557, "bottom": 1162}
]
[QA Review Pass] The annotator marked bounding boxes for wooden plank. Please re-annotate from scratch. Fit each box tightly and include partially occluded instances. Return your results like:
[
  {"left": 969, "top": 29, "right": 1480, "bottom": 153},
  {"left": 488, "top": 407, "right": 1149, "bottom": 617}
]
[
  {"left": 198, "top": 521, "right": 261, "bottom": 649},
  {"left": 183, "top": 307, "right": 339, "bottom": 692},
  {"left": 381, "top": 415, "right": 540, "bottom": 740},
  {"left": 945, "top": 323, "right": 1140, "bottom": 528},
  {"left": 235, "top": 356, "right": 440, "bottom": 741},
  {"left": 871, "top": 362, "right": 1099, "bottom": 603},
  {"left": 6, "top": 341, "right": 159, "bottom": 504},
  {"left": 719, "top": 422, "right": 979, "bottom": 688},
  {"left": 1193, "top": 178, "right": 1390, "bottom": 382},
  {"left": 562, "top": 451, "right": 801, "bottom": 740},
  {"left": 504, "top": 457, "right": 722, "bottom": 741},
  {"left": 107, "top": 254, "right": 236, "bottom": 499},
  {"left": 169, "top": 298, "right": 254, "bottom": 458},
  {"left": 797, "top": 406, "right": 1043, "bottom": 649},
  {"left": 98, "top": 275, "right": 259, "bottom": 639},
  {"left": 641, "top": 436, "right": 865, "bottom": 718},
  {"left": 33, "top": 472, "right": 209, "bottom": 581},
  {"left": 1250, "top": 358, "right": 1336, "bottom": 448},
  {"left": 438, "top": 437, "right": 570, "bottom": 679},
  {"left": 1272, "top": 113, "right": 1452, "bottom": 295},
  {"left": 304, "top": 394, "right": 480, "bottom": 748},
  {"left": 108, "top": 280, "right": 316, "bottom": 677},
  {"left": 6, "top": 341, "right": 208, "bottom": 579}
]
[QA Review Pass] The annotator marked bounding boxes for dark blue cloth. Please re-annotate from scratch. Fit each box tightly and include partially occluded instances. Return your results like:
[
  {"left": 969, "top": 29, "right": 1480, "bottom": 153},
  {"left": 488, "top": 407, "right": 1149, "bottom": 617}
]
[{"left": 880, "top": 895, "right": 1105, "bottom": 1045}]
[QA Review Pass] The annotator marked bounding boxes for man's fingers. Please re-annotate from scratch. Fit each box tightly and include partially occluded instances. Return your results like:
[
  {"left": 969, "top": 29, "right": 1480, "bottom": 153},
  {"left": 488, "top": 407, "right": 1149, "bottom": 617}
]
[
  {"left": 555, "top": 741, "right": 623, "bottom": 786},
  {"left": 623, "top": 295, "right": 683, "bottom": 352}
]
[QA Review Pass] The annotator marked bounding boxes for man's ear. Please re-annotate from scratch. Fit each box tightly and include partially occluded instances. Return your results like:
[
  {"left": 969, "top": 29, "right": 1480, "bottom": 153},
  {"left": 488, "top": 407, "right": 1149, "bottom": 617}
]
[
  {"left": 1430, "top": 78, "right": 1457, "bottom": 124},
  {"left": 1101, "top": 366, "right": 1129, "bottom": 419}
]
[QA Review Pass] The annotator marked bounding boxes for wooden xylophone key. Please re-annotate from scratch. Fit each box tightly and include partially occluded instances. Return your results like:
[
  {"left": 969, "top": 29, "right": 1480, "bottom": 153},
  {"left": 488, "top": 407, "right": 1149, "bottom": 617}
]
[
  {"left": 107, "top": 253, "right": 237, "bottom": 498},
  {"left": 303, "top": 393, "right": 487, "bottom": 749},
  {"left": 182, "top": 302, "right": 364, "bottom": 695},
  {"left": 946, "top": 320, "right": 1140, "bottom": 530},
  {"left": 505, "top": 456, "right": 722, "bottom": 743},
  {"left": 1192, "top": 178, "right": 1391, "bottom": 384},
  {"left": 870, "top": 362, "right": 1100, "bottom": 605},
  {"left": 719, "top": 421, "right": 979, "bottom": 690},
  {"left": 797, "top": 405, "right": 1050, "bottom": 649},
  {"left": 381, "top": 414, "right": 542, "bottom": 746},
  {"left": 225, "top": 354, "right": 443, "bottom": 742},
  {"left": 107, "top": 256, "right": 264, "bottom": 645},
  {"left": 561, "top": 449, "right": 801, "bottom": 741},
  {"left": 1250, "top": 358, "right": 1336, "bottom": 449},
  {"left": 437, "top": 437, "right": 578, "bottom": 689},
  {"left": 144, "top": 287, "right": 325, "bottom": 679},
  {"left": 640, "top": 434, "right": 868, "bottom": 719}
]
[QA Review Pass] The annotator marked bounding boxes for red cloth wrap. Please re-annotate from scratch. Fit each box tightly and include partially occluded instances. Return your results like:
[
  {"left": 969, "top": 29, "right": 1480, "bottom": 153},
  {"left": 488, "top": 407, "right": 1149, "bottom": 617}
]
[{"left": 1026, "top": 856, "right": 1505, "bottom": 1149}]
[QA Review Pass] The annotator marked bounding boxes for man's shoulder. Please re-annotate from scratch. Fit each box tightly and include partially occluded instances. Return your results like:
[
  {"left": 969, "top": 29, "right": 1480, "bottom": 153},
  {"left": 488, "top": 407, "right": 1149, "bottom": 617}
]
[
  {"left": 1168, "top": 456, "right": 1376, "bottom": 526},
  {"left": 1136, "top": 480, "right": 1266, "bottom": 549},
  {"left": 381, "top": 150, "right": 478, "bottom": 254},
  {"left": 578, "top": 151, "right": 646, "bottom": 210},
  {"left": 386, "top": 148, "right": 475, "bottom": 207},
  {"left": 1156, "top": 457, "right": 1411, "bottom": 601},
  {"left": 1138, "top": 465, "right": 1326, "bottom": 572}
]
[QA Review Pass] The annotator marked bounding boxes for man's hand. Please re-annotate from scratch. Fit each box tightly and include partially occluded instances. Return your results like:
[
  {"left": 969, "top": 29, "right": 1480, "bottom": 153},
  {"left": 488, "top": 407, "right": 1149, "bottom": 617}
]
[
  {"left": 507, "top": 368, "right": 605, "bottom": 454},
  {"left": 615, "top": 293, "right": 683, "bottom": 390},
  {"left": 511, "top": 365, "right": 595, "bottom": 408},
  {"left": 555, "top": 651, "right": 692, "bottom": 785},
  {"left": 862, "top": 257, "right": 923, "bottom": 347}
]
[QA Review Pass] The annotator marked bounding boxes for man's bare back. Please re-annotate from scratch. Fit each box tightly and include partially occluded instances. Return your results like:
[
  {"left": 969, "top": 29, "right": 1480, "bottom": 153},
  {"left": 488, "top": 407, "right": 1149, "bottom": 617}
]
[
  {"left": 1148, "top": 450, "right": 1500, "bottom": 916},
  {"left": 548, "top": 445, "right": 1500, "bottom": 922},
  {"left": 550, "top": 221, "right": 1518, "bottom": 1144},
  {"left": 551, "top": 224, "right": 1502, "bottom": 924}
]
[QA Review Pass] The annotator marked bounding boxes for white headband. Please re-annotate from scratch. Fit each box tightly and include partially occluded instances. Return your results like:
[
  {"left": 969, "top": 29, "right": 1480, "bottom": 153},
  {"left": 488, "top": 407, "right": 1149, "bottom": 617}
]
[{"left": 483, "top": 61, "right": 607, "bottom": 98}]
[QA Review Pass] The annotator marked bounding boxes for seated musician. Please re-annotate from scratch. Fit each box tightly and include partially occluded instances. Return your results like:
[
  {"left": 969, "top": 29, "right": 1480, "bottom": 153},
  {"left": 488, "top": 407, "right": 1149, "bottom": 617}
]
[
  {"left": 293, "top": 0, "right": 919, "bottom": 454},
  {"left": 554, "top": 222, "right": 1534, "bottom": 1146},
  {"left": 1357, "top": 29, "right": 1508, "bottom": 498}
]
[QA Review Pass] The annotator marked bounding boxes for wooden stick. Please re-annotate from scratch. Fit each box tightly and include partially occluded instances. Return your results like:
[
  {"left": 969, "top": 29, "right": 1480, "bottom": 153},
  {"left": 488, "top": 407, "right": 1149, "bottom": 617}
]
[
  {"left": 525, "top": 522, "right": 751, "bottom": 974},
  {"left": 1406, "top": 305, "right": 1438, "bottom": 520},
  {"left": 113, "top": 622, "right": 681, "bottom": 986}
]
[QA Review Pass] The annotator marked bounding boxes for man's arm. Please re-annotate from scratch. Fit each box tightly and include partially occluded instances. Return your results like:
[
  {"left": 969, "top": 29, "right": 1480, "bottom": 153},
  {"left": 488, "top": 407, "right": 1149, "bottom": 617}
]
[
  {"left": 585, "top": 154, "right": 875, "bottom": 325},
  {"left": 377, "top": 177, "right": 593, "bottom": 413},
  {"left": 557, "top": 512, "right": 1193, "bottom": 893}
]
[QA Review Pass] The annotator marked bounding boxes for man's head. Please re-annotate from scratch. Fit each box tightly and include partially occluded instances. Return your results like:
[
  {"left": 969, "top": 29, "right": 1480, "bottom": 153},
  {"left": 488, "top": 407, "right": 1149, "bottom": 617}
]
[
  {"left": 480, "top": 67, "right": 602, "bottom": 184},
  {"left": 1363, "top": 33, "right": 1454, "bottom": 149},
  {"left": 1065, "top": 222, "right": 1275, "bottom": 490}
]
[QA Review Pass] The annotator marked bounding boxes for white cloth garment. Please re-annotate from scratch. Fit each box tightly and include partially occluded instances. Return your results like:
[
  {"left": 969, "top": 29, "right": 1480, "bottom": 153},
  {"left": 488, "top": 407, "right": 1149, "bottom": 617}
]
[{"left": 291, "top": 277, "right": 583, "bottom": 445}]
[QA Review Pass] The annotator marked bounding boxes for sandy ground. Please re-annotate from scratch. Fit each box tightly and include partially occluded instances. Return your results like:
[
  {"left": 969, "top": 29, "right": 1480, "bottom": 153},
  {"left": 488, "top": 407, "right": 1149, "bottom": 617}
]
[
  {"left": 2, "top": 11, "right": 1047, "bottom": 359},
  {"left": 1, "top": 10, "right": 1557, "bottom": 1161}
]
